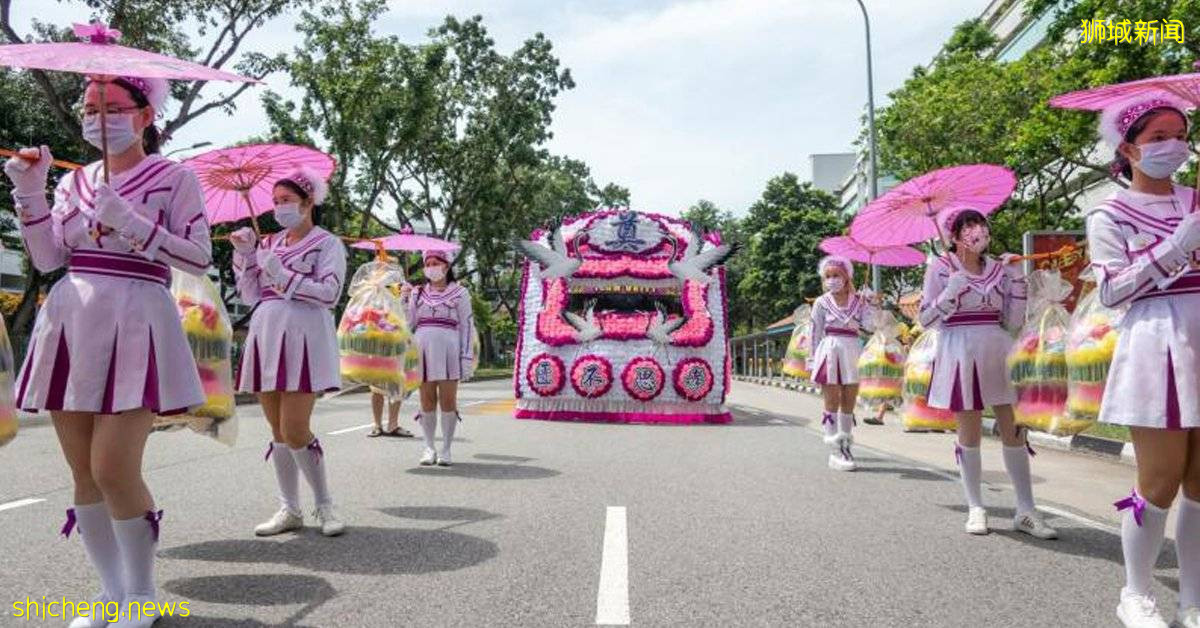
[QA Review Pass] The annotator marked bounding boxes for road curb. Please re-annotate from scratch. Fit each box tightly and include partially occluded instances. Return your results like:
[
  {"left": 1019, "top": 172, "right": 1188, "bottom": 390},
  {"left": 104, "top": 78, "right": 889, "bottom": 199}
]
[{"left": 734, "top": 375, "right": 1133, "bottom": 466}]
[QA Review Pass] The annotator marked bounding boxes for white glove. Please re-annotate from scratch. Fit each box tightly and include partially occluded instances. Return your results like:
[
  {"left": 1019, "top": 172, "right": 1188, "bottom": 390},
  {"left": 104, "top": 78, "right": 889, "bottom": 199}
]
[
  {"left": 229, "top": 227, "right": 257, "bottom": 256},
  {"left": 256, "top": 248, "right": 284, "bottom": 279},
  {"left": 93, "top": 183, "right": 134, "bottom": 231},
  {"left": 859, "top": 288, "right": 879, "bottom": 304},
  {"left": 999, "top": 253, "right": 1024, "bottom": 278},
  {"left": 4, "top": 145, "right": 51, "bottom": 196},
  {"left": 945, "top": 271, "right": 970, "bottom": 294},
  {"left": 1169, "top": 213, "right": 1200, "bottom": 253}
]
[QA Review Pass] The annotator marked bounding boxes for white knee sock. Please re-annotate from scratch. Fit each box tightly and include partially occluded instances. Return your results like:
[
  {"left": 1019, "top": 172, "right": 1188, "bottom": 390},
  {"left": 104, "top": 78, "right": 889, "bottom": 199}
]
[
  {"left": 1001, "top": 445, "right": 1036, "bottom": 514},
  {"left": 439, "top": 410, "right": 459, "bottom": 455},
  {"left": 290, "top": 438, "right": 332, "bottom": 508},
  {"left": 1176, "top": 495, "right": 1200, "bottom": 608},
  {"left": 1119, "top": 491, "right": 1168, "bottom": 596},
  {"left": 837, "top": 412, "right": 855, "bottom": 439},
  {"left": 267, "top": 442, "right": 300, "bottom": 513},
  {"left": 957, "top": 444, "right": 983, "bottom": 508},
  {"left": 112, "top": 510, "right": 161, "bottom": 598},
  {"left": 73, "top": 503, "right": 124, "bottom": 600},
  {"left": 419, "top": 411, "right": 437, "bottom": 450}
]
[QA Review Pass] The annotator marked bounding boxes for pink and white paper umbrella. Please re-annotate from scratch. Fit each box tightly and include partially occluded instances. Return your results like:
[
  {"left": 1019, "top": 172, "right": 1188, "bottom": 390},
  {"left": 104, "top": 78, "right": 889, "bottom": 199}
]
[
  {"left": 849, "top": 164, "right": 1016, "bottom": 247},
  {"left": 819, "top": 235, "right": 925, "bottom": 267},
  {"left": 351, "top": 228, "right": 460, "bottom": 254},
  {"left": 185, "top": 143, "right": 335, "bottom": 231}
]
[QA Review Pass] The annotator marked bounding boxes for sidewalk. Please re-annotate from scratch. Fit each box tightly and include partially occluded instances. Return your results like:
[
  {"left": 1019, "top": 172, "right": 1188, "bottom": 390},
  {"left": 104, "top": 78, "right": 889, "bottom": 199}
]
[{"left": 726, "top": 378, "right": 1167, "bottom": 537}]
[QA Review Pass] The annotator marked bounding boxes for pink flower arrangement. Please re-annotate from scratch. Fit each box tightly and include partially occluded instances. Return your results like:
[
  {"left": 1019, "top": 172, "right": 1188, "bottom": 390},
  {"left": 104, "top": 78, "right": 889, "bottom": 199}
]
[
  {"left": 622, "top": 357, "right": 665, "bottom": 402},
  {"left": 526, "top": 353, "right": 565, "bottom": 397},
  {"left": 571, "top": 355, "right": 614, "bottom": 398},
  {"left": 673, "top": 357, "right": 714, "bottom": 401}
]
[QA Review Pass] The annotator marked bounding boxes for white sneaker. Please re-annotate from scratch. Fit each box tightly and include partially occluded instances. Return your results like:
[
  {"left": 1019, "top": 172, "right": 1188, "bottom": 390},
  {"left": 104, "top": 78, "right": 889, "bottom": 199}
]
[
  {"left": 1177, "top": 606, "right": 1200, "bottom": 628},
  {"left": 965, "top": 506, "right": 989, "bottom": 535},
  {"left": 68, "top": 594, "right": 116, "bottom": 627},
  {"left": 1116, "top": 589, "right": 1168, "bottom": 628},
  {"left": 314, "top": 505, "right": 345, "bottom": 537},
  {"left": 827, "top": 448, "right": 856, "bottom": 472},
  {"left": 419, "top": 447, "right": 438, "bottom": 466},
  {"left": 110, "top": 595, "right": 159, "bottom": 628},
  {"left": 437, "top": 448, "right": 453, "bottom": 467},
  {"left": 254, "top": 508, "right": 303, "bottom": 536},
  {"left": 1013, "top": 510, "right": 1058, "bottom": 540}
]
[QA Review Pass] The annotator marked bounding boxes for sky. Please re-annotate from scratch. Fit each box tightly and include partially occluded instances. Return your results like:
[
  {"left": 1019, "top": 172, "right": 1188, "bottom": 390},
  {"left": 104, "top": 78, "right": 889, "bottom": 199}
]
[{"left": 12, "top": 0, "right": 987, "bottom": 216}]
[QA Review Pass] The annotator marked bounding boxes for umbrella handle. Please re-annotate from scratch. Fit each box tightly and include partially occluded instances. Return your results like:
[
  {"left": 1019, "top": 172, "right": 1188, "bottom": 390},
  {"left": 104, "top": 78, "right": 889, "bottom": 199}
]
[
  {"left": 1005, "top": 244, "right": 1080, "bottom": 264},
  {"left": 0, "top": 149, "right": 82, "bottom": 170},
  {"left": 98, "top": 81, "right": 110, "bottom": 184},
  {"left": 239, "top": 189, "right": 261, "bottom": 236}
]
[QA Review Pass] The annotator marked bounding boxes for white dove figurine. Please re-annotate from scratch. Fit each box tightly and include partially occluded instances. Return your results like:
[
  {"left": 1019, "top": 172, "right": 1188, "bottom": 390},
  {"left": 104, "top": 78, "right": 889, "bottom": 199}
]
[
  {"left": 666, "top": 230, "right": 736, "bottom": 285},
  {"left": 563, "top": 299, "right": 602, "bottom": 343},
  {"left": 516, "top": 225, "right": 582, "bottom": 279}
]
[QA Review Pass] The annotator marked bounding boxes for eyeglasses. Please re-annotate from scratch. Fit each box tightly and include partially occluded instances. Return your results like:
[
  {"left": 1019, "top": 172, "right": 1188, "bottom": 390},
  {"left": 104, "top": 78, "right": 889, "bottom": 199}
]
[{"left": 76, "top": 105, "right": 145, "bottom": 120}]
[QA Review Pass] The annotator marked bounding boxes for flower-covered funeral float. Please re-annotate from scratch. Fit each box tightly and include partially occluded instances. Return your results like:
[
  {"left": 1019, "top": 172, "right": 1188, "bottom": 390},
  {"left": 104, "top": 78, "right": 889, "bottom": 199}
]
[{"left": 514, "top": 210, "right": 736, "bottom": 423}]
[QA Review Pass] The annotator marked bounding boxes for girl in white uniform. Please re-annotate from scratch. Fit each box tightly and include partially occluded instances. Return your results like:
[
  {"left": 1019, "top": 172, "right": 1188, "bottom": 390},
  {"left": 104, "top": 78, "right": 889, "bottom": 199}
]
[
  {"left": 918, "top": 209, "right": 1057, "bottom": 540},
  {"left": 401, "top": 250, "right": 475, "bottom": 466},
  {"left": 6, "top": 76, "right": 208, "bottom": 628},
  {"left": 230, "top": 168, "right": 347, "bottom": 538},
  {"left": 808, "top": 255, "right": 876, "bottom": 471},
  {"left": 1084, "top": 95, "right": 1200, "bottom": 628}
]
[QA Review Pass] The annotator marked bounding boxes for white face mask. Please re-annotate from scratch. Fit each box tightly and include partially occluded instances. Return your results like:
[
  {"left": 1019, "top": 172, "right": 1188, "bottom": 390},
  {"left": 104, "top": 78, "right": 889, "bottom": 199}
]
[
  {"left": 960, "top": 225, "right": 990, "bottom": 254},
  {"left": 1134, "top": 138, "right": 1191, "bottom": 180},
  {"left": 823, "top": 276, "right": 845, "bottom": 293},
  {"left": 424, "top": 265, "right": 446, "bottom": 282},
  {"left": 273, "top": 202, "right": 303, "bottom": 229},
  {"left": 82, "top": 113, "right": 140, "bottom": 153}
]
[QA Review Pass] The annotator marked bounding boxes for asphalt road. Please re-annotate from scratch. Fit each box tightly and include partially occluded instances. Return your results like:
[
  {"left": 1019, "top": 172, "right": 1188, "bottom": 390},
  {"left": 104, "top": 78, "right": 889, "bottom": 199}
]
[{"left": 0, "top": 379, "right": 1180, "bottom": 627}]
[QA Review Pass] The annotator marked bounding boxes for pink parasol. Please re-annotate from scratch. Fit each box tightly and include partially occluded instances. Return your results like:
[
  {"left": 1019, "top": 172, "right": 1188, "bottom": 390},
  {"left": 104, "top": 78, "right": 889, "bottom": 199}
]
[
  {"left": 1049, "top": 72, "right": 1200, "bottom": 110},
  {"left": 184, "top": 143, "right": 335, "bottom": 233},
  {"left": 819, "top": 235, "right": 925, "bottom": 267},
  {"left": 352, "top": 228, "right": 460, "bottom": 255},
  {"left": 0, "top": 22, "right": 259, "bottom": 182},
  {"left": 849, "top": 164, "right": 1016, "bottom": 247}
]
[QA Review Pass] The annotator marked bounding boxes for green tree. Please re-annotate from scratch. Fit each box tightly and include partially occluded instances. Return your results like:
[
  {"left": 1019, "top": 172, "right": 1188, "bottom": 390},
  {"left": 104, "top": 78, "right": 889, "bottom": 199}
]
[
  {"left": 736, "top": 174, "right": 844, "bottom": 331},
  {"left": 681, "top": 199, "right": 749, "bottom": 333}
]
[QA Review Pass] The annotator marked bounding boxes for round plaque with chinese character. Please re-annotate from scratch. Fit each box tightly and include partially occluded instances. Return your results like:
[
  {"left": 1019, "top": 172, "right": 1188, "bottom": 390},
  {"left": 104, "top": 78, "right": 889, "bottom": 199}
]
[
  {"left": 622, "top": 357, "right": 665, "bottom": 402},
  {"left": 570, "top": 355, "right": 613, "bottom": 399},
  {"left": 526, "top": 353, "right": 565, "bottom": 397},
  {"left": 673, "top": 358, "right": 714, "bottom": 401}
]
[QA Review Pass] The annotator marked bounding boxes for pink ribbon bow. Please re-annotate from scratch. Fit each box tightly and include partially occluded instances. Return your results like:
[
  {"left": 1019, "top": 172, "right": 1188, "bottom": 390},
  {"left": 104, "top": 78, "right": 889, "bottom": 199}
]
[
  {"left": 954, "top": 443, "right": 963, "bottom": 466},
  {"left": 1114, "top": 489, "right": 1147, "bottom": 527},
  {"left": 73, "top": 22, "right": 122, "bottom": 44},
  {"left": 60, "top": 508, "right": 77, "bottom": 539},
  {"left": 821, "top": 412, "right": 834, "bottom": 427},
  {"left": 144, "top": 509, "right": 164, "bottom": 542},
  {"left": 307, "top": 438, "right": 324, "bottom": 462}
]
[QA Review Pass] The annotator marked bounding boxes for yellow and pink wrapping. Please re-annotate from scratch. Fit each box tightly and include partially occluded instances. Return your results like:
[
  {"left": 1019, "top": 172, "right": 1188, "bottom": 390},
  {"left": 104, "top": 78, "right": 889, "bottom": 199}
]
[
  {"left": 0, "top": 319, "right": 15, "bottom": 447},
  {"left": 338, "top": 260, "right": 415, "bottom": 398},
  {"left": 781, "top": 305, "right": 812, "bottom": 379},
  {"left": 158, "top": 270, "right": 238, "bottom": 446},
  {"left": 1065, "top": 289, "right": 1121, "bottom": 431},
  {"left": 857, "top": 311, "right": 905, "bottom": 406},
  {"left": 901, "top": 329, "right": 956, "bottom": 431},
  {"left": 1008, "top": 270, "right": 1071, "bottom": 435}
]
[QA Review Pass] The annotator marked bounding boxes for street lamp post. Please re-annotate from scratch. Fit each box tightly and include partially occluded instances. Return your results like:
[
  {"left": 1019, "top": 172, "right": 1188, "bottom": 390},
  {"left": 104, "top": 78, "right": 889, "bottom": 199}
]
[{"left": 854, "top": 0, "right": 882, "bottom": 294}]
